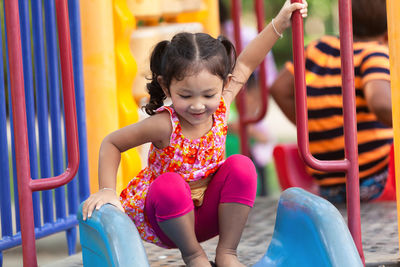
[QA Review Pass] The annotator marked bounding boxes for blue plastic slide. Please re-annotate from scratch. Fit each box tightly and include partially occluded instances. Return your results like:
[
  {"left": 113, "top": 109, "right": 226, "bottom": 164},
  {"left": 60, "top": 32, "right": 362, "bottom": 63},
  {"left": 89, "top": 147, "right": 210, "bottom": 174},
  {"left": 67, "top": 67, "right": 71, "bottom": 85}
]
[
  {"left": 78, "top": 203, "right": 149, "bottom": 267},
  {"left": 253, "top": 187, "right": 363, "bottom": 267}
]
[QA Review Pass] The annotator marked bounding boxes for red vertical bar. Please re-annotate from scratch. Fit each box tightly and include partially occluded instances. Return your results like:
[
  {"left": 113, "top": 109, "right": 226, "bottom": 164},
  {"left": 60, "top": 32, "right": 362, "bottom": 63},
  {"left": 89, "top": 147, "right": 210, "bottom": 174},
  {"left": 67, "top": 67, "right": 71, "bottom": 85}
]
[
  {"left": 4, "top": 1, "right": 38, "bottom": 266},
  {"left": 291, "top": 0, "right": 364, "bottom": 263},
  {"left": 244, "top": 0, "right": 268, "bottom": 124},
  {"left": 231, "top": 0, "right": 250, "bottom": 156},
  {"left": 338, "top": 0, "right": 364, "bottom": 263}
]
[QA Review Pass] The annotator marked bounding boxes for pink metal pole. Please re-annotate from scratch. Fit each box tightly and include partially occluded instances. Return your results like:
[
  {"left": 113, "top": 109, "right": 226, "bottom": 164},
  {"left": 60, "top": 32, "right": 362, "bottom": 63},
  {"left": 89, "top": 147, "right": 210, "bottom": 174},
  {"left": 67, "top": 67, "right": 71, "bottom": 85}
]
[
  {"left": 5, "top": 0, "right": 79, "bottom": 266},
  {"left": 4, "top": 1, "right": 37, "bottom": 266},
  {"left": 291, "top": 0, "right": 364, "bottom": 263}
]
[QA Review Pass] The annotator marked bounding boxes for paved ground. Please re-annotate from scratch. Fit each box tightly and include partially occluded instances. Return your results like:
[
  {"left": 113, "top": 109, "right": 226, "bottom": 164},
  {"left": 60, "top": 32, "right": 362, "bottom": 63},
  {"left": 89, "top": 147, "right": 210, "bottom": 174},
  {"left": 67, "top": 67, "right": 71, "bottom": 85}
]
[{"left": 3, "top": 195, "right": 399, "bottom": 267}]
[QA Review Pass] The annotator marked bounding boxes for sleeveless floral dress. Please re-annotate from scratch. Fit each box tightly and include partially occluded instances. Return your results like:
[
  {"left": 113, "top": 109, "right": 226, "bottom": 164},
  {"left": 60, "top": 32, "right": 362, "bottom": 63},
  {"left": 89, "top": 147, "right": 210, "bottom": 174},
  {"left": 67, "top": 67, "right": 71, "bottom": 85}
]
[{"left": 120, "top": 98, "right": 228, "bottom": 247}]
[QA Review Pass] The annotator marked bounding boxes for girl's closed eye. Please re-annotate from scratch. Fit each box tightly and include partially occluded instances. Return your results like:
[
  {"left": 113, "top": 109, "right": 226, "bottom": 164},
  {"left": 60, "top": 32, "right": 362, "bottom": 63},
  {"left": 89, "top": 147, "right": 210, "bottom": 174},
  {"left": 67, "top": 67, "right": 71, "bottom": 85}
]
[
  {"left": 204, "top": 94, "right": 216, "bottom": 98},
  {"left": 179, "top": 94, "right": 191, "bottom": 99}
]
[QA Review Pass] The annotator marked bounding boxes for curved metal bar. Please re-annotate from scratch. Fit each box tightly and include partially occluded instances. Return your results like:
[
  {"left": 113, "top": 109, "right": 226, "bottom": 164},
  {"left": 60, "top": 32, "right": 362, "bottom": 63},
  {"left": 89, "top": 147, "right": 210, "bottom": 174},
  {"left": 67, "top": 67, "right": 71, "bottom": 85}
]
[
  {"left": 291, "top": 1, "right": 348, "bottom": 172},
  {"left": 231, "top": 0, "right": 269, "bottom": 155},
  {"left": 291, "top": 0, "right": 363, "bottom": 262},
  {"left": 29, "top": 0, "right": 79, "bottom": 192}
]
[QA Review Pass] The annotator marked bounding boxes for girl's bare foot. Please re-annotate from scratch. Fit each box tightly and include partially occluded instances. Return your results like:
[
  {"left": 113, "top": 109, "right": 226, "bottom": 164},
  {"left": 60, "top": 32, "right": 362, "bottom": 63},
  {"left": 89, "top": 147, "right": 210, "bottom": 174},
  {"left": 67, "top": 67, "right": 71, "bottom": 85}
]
[{"left": 215, "top": 248, "right": 245, "bottom": 267}]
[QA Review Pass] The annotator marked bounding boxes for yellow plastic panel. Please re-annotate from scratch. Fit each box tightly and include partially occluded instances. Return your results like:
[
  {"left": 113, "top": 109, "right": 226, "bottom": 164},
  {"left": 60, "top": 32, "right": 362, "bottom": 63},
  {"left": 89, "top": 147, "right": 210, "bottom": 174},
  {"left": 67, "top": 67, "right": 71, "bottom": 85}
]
[
  {"left": 386, "top": 0, "right": 400, "bottom": 252},
  {"left": 181, "top": 0, "right": 203, "bottom": 12},
  {"left": 114, "top": 0, "right": 142, "bottom": 193},
  {"left": 175, "top": 0, "right": 219, "bottom": 37},
  {"left": 126, "top": 0, "right": 162, "bottom": 21},
  {"left": 80, "top": 0, "right": 120, "bottom": 193}
]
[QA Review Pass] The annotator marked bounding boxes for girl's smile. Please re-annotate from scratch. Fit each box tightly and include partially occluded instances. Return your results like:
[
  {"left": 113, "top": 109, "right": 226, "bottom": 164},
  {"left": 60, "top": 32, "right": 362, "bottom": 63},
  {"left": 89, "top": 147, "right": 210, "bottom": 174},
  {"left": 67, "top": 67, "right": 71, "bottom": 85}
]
[{"left": 165, "top": 69, "right": 224, "bottom": 137}]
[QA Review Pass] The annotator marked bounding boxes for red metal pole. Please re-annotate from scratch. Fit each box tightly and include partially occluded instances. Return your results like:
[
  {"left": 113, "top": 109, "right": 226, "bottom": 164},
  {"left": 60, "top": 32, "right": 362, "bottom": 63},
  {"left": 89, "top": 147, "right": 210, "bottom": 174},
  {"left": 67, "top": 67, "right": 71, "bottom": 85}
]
[
  {"left": 338, "top": 0, "right": 364, "bottom": 263},
  {"left": 30, "top": 0, "right": 79, "bottom": 191},
  {"left": 291, "top": 0, "right": 348, "bottom": 172},
  {"left": 231, "top": 0, "right": 250, "bottom": 156},
  {"left": 231, "top": 0, "right": 269, "bottom": 155},
  {"left": 291, "top": 0, "right": 364, "bottom": 263},
  {"left": 244, "top": 0, "right": 268, "bottom": 124},
  {"left": 4, "top": 1, "right": 79, "bottom": 266},
  {"left": 4, "top": 1, "right": 38, "bottom": 266}
]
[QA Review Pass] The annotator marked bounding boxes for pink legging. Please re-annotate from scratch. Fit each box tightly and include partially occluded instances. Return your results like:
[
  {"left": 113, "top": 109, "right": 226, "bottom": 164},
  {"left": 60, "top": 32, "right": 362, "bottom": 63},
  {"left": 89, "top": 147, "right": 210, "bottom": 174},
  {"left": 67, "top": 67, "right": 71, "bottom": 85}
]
[{"left": 144, "top": 154, "right": 257, "bottom": 248}]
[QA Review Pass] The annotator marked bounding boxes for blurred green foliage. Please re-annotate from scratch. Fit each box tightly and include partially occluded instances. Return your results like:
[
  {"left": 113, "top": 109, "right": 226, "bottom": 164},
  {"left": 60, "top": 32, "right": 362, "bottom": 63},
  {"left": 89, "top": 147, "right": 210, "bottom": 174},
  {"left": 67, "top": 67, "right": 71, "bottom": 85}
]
[{"left": 221, "top": 0, "right": 339, "bottom": 68}]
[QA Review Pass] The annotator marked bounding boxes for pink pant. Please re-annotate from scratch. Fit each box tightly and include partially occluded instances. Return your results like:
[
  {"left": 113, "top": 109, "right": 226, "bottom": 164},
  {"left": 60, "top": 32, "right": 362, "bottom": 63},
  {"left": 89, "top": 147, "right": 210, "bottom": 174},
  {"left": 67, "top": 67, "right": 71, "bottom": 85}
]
[{"left": 144, "top": 154, "right": 257, "bottom": 248}]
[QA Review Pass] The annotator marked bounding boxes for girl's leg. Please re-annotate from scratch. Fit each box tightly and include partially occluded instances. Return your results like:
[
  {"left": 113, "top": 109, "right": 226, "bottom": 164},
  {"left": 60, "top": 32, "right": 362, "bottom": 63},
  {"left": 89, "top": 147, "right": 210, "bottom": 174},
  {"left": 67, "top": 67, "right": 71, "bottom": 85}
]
[
  {"left": 195, "top": 155, "right": 257, "bottom": 267},
  {"left": 145, "top": 173, "right": 211, "bottom": 267}
]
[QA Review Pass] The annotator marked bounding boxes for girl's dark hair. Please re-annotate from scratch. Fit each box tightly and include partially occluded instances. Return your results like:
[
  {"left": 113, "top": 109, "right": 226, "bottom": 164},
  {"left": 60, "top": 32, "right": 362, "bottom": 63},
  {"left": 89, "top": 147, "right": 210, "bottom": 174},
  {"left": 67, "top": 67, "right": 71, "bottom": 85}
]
[
  {"left": 352, "top": 0, "right": 387, "bottom": 38},
  {"left": 143, "top": 32, "right": 236, "bottom": 115}
]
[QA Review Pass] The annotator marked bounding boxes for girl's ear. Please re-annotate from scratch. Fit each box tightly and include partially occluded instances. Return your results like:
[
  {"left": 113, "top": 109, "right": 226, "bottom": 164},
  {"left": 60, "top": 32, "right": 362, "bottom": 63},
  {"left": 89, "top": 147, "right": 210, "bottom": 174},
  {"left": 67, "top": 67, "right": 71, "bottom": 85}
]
[
  {"left": 157, "top": 75, "right": 170, "bottom": 97},
  {"left": 223, "top": 74, "right": 233, "bottom": 90}
]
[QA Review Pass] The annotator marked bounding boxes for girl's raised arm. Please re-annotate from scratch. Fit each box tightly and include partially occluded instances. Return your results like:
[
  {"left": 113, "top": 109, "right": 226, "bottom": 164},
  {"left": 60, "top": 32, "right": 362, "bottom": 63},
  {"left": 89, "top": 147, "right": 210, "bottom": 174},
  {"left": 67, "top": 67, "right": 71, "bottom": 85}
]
[{"left": 223, "top": 0, "right": 307, "bottom": 105}]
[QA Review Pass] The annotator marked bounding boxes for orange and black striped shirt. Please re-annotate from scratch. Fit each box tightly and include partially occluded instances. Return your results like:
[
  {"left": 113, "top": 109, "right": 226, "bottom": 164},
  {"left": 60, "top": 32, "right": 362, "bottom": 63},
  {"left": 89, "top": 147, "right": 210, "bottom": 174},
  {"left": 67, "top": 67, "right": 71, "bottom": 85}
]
[{"left": 287, "top": 36, "right": 393, "bottom": 186}]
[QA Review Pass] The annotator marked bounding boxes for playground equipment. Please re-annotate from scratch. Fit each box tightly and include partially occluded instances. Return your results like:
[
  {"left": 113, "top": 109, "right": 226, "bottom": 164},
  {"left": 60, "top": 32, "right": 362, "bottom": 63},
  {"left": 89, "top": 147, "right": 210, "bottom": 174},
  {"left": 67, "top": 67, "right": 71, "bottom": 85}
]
[
  {"left": 0, "top": 1, "right": 89, "bottom": 266},
  {"left": 79, "top": 0, "right": 142, "bottom": 194},
  {"left": 269, "top": 0, "right": 400, "bottom": 264},
  {"left": 78, "top": 187, "right": 363, "bottom": 267},
  {"left": 231, "top": 0, "right": 269, "bottom": 157},
  {"left": 4, "top": 0, "right": 399, "bottom": 266},
  {"left": 253, "top": 188, "right": 363, "bottom": 267},
  {"left": 386, "top": 0, "right": 400, "bottom": 249},
  {"left": 273, "top": 144, "right": 397, "bottom": 201},
  {"left": 78, "top": 204, "right": 149, "bottom": 267}
]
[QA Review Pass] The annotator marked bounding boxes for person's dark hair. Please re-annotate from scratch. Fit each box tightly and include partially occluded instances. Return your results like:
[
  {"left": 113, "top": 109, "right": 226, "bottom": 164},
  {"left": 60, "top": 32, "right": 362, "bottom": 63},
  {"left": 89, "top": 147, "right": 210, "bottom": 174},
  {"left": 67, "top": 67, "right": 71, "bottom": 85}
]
[
  {"left": 144, "top": 32, "right": 236, "bottom": 115},
  {"left": 219, "top": 0, "right": 229, "bottom": 24},
  {"left": 352, "top": 0, "right": 387, "bottom": 38}
]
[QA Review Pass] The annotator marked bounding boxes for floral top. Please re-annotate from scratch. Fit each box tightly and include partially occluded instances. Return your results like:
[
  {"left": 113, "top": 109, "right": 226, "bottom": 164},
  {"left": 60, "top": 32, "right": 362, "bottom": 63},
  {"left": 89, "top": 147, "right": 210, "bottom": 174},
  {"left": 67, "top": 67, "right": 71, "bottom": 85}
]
[{"left": 120, "top": 98, "right": 228, "bottom": 247}]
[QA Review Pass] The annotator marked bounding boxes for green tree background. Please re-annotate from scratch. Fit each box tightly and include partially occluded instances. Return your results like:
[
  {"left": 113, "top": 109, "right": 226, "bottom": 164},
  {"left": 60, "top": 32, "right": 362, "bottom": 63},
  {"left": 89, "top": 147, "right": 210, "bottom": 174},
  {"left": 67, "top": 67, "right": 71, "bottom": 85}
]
[{"left": 221, "top": 0, "right": 339, "bottom": 68}]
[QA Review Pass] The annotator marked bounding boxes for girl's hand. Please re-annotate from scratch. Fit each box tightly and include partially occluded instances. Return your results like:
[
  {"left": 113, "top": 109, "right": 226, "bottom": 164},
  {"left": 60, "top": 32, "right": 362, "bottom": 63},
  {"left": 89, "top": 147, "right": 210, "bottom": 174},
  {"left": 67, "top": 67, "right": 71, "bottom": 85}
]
[
  {"left": 82, "top": 188, "right": 125, "bottom": 220},
  {"left": 274, "top": 0, "right": 308, "bottom": 34}
]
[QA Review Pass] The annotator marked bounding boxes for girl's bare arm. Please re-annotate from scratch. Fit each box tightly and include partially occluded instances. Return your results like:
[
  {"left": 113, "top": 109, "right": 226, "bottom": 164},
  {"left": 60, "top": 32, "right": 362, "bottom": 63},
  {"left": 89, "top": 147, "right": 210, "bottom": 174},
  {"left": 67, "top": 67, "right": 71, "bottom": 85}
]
[
  {"left": 223, "top": 0, "right": 307, "bottom": 106},
  {"left": 82, "top": 112, "right": 172, "bottom": 219}
]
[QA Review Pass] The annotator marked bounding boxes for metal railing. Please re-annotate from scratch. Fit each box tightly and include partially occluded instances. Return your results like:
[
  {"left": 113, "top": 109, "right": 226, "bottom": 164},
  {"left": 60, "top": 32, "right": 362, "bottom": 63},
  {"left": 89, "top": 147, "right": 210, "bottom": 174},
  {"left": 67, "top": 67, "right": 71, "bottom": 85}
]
[
  {"left": 291, "top": 0, "right": 364, "bottom": 263},
  {"left": 231, "top": 0, "right": 269, "bottom": 157},
  {"left": 0, "top": 0, "right": 89, "bottom": 266}
]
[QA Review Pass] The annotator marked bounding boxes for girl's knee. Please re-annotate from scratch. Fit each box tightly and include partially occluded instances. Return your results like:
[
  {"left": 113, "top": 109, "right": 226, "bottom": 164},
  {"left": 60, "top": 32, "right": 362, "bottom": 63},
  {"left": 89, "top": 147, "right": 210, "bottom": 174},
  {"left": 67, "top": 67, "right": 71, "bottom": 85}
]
[
  {"left": 147, "top": 173, "right": 193, "bottom": 220},
  {"left": 148, "top": 172, "right": 191, "bottom": 202},
  {"left": 223, "top": 155, "right": 257, "bottom": 196},
  {"left": 225, "top": 155, "right": 257, "bottom": 181}
]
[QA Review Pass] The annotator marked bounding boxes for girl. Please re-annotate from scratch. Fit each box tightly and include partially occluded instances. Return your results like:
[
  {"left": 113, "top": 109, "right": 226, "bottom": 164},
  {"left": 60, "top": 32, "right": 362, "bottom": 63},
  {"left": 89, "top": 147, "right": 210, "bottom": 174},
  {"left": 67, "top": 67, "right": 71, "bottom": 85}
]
[{"left": 83, "top": 1, "right": 307, "bottom": 266}]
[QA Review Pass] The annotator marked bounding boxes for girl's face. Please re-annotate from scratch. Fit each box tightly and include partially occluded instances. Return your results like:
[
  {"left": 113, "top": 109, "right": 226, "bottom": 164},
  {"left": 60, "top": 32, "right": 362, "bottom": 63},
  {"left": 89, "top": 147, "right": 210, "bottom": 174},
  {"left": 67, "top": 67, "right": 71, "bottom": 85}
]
[{"left": 165, "top": 69, "right": 224, "bottom": 129}]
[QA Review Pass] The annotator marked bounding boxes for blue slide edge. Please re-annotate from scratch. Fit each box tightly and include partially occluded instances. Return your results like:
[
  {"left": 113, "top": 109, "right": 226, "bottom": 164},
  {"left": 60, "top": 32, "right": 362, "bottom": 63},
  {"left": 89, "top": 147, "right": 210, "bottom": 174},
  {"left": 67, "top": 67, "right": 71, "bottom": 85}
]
[
  {"left": 78, "top": 203, "right": 149, "bottom": 267},
  {"left": 253, "top": 187, "right": 363, "bottom": 267}
]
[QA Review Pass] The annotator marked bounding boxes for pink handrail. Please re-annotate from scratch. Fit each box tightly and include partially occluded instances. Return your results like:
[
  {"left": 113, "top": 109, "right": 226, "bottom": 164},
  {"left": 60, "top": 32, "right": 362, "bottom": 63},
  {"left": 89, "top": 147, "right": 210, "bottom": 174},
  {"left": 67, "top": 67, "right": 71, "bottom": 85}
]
[
  {"left": 231, "top": 0, "right": 269, "bottom": 156},
  {"left": 5, "top": 0, "right": 79, "bottom": 266},
  {"left": 291, "top": 0, "right": 364, "bottom": 263}
]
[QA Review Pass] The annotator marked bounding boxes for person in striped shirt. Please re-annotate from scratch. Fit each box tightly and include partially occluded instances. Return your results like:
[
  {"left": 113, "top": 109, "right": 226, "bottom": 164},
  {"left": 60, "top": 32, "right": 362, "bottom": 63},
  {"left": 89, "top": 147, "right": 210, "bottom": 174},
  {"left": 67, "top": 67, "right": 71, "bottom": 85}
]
[{"left": 270, "top": 0, "right": 392, "bottom": 203}]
